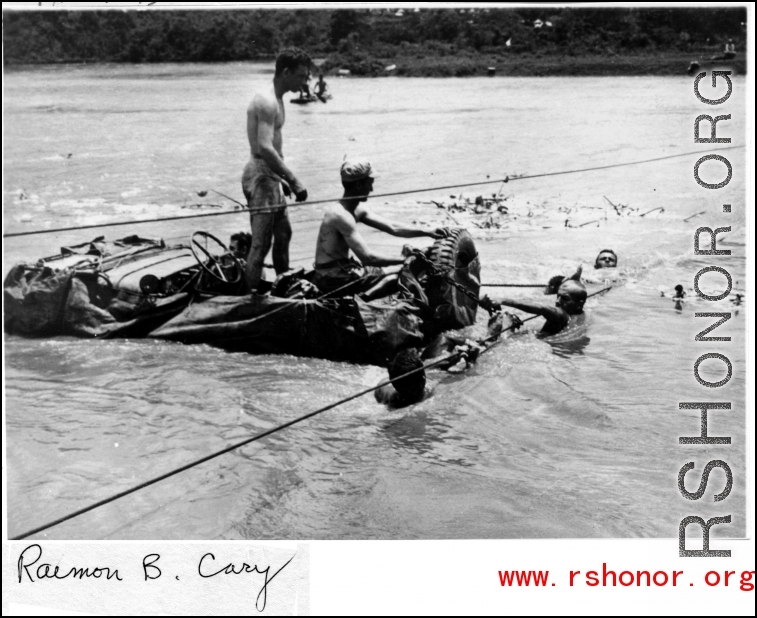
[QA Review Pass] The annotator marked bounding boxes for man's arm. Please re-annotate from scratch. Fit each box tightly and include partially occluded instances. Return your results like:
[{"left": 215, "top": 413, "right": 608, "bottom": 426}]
[
  {"left": 250, "top": 98, "right": 307, "bottom": 200},
  {"left": 482, "top": 295, "right": 565, "bottom": 323},
  {"left": 359, "top": 208, "right": 447, "bottom": 239},
  {"left": 335, "top": 214, "right": 405, "bottom": 268},
  {"left": 499, "top": 297, "right": 569, "bottom": 332}
]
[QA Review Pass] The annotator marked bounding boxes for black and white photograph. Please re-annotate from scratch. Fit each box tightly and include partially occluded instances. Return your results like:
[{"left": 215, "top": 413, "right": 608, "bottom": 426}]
[{"left": 2, "top": 3, "right": 753, "bottom": 615}]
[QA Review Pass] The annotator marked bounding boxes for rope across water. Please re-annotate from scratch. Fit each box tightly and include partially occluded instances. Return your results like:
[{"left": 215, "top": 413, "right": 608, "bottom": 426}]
[
  {"left": 9, "top": 285, "right": 612, "bottom": 541},
  {"left": 7, "top": 346, "right": 465, "bottom": 541},
  {"left": 8, "top": 144, "right": 643, "bottom": 537},
  {"left": 3, "top": 145, "right": 743, "bottom": 239}
]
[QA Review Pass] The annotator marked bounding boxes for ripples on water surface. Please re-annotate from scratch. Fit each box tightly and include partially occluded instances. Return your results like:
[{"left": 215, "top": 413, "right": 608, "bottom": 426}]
[{"left": 3, "top": 64, "right": 747, "bottom": 539}]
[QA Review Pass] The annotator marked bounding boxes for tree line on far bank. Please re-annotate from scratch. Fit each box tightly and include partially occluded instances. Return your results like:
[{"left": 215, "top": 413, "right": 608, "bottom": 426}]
[{"left": 3, "top": 7, "right": 746, "bottom": 69}]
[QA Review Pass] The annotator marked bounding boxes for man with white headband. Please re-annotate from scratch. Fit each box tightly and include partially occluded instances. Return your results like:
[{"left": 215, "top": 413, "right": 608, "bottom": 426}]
[
  {"left": 481, "top": 275, "right": 588, "bottom": 337},
  {"left": 313, "top": 160, "right": 448, "bottom": 300}
]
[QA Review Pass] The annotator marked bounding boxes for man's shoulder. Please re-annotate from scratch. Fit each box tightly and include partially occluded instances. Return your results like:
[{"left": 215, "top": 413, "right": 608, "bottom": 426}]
[
  {"left": 354, "top": 203, "right": 373, "bottom": 222},
  {"left": 539, "top": 308, "right": 570, "bottom": 336},
  {"left": 317, "top": 205, "right": 344, "bottom": 232},
  {"left": 551, "top": 306, "right": 571, "bottom": 325},
  {"left": 249, "top": 91, "right": 278, "bottom": 114},
  {"left": 324, "top": 203, "right": 354, "bottom": 221}
]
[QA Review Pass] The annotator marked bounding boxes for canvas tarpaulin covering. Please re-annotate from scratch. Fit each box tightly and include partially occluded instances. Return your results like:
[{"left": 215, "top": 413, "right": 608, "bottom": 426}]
[
  {"left": 4, "top": 232, "right": 477, "bottom": 366},
  {"left": 150, "top": 294, "right": 425, "bottom": 366},
  {"left": 3, "top": 263, "right": 188, "bottom": 339}
]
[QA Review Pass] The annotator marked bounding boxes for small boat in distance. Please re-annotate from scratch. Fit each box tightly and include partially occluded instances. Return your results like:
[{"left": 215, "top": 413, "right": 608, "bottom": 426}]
[{"left": 291, "top": 93, "right": 332, "bottom": 104}]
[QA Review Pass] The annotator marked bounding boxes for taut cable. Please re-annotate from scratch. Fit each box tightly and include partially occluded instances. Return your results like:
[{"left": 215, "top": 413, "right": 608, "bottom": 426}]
[{"left": 4, "top": 145, "right": 743, "bottom": 239}]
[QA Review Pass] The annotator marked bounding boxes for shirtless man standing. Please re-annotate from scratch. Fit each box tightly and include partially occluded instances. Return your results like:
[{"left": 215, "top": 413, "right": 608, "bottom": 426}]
[
  {"left": 314, "top": 160, "right": 448, "bottom": 300},
  {"left": 242, "top": 47, "right": 310, "bottom": 291}
]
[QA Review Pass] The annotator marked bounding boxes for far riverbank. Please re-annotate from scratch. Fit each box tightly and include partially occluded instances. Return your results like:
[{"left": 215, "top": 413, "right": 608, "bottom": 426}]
[
  {"left": 5, "top": 51, "right": 745, "bottom": 77},
  {"left": 319, "top": 50, "right": 747, "bottom": 77}
]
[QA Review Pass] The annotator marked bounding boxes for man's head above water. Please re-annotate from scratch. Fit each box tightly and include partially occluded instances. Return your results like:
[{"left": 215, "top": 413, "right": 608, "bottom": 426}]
[
  {"left": 388, "top": 348, "right": 426, "bottom": 401},
  {"left": 594, "top": 249, "right": 618, "bottom": 269},
  {"left": 556, "top": 279, "right": 587, "bottom": 315},
  {"left": 546, "top": 265, "right": 582, "bottom": 295}
]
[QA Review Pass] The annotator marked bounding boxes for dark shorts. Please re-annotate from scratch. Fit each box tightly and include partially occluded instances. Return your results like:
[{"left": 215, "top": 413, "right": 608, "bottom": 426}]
[
  {"left": 249, "top": 208, "right": 290, "bottom": 241},
  {"left": 314, "top": 260, "right": 386, "bottom": 296}
]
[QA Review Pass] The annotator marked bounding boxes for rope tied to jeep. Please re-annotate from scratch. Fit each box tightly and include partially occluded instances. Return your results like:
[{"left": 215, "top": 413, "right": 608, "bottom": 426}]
[
  {"left": 9, "top": 283, "right": 612, "bottom": 541},
  {"left": 410, "top": 248, "right": 531, "bottom": 317}
]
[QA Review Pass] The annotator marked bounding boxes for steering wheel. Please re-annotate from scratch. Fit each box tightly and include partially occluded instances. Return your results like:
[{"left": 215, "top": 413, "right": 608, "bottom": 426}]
[{"left": 190, "top": 231, "right": 242, "bottom": 284}]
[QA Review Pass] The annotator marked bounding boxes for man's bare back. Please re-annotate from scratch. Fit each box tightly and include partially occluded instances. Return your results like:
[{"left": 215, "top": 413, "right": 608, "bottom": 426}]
[
  {"left": 315, "top": 204, "right": 369, "bottom": 266},
  {"left": 312, "top": 161, "right": 446, "bottom": 299}
]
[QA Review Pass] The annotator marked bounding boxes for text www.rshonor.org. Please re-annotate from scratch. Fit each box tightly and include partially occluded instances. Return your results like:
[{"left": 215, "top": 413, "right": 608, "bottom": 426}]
[{"left": 498, "top": 565, "right": 755, "bottom": 589}]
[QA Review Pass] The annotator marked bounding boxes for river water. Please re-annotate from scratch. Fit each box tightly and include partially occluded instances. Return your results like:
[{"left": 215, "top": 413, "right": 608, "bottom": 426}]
[{"left": 3, "top": 63, "right": 747, "bottom": 540}]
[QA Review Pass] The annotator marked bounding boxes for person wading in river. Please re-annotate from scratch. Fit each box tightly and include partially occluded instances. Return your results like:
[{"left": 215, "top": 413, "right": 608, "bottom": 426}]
[
  {"left": 545, "top": 265, "right": 584, "bottom": 295},
  {"left": 594, "top": 249, "right": 618, "bottom": 269},
  {"left": 482, "top": 278, "right": 587, "bottom": 337},
  {"left": 375, "top": 311, "right": 523, "bottom": 409},
  {"left": 242, "top": 47, "right": 310, "bottom": 292},
  {"left": 374, "top": 343, "right": 478, "bottom": 409},
  {"left": 313, "top": 160, "right": 448, "bottom": 301}
]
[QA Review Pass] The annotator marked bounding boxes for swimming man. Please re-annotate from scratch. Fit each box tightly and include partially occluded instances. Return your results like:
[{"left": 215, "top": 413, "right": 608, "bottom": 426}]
[
  {"left": 374, "top": 349, "right": 431, "bottom": 409},
  {"left": 594, "top": 249, "right": 618, "bottom": 269},
  {"left": 375, "top": 342, "right": 481, "bottom": 409},
  {"left": 482, "top": 278, "right": 587, "bottom": 336},
  {"left": 376, "top": 312, "right": 523, "bottom": 409}
]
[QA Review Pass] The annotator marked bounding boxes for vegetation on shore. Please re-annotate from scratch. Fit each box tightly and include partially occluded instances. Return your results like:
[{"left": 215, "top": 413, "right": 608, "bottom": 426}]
[{"left": 3, "top": 7, "right": 747, "bottom": 76}]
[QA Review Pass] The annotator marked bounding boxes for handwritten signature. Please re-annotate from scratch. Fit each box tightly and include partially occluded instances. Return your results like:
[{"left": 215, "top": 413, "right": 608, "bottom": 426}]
[
  {"left": 18, "top": 544, "right": 297, "bottom": 613},
  {"left": 18, "top": 544, "right": 123, "bottom": 582},
  {"left": 198, "top": 552, "right": 296, "bottom": 612}
]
